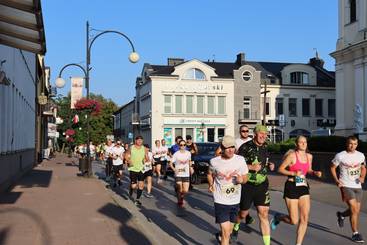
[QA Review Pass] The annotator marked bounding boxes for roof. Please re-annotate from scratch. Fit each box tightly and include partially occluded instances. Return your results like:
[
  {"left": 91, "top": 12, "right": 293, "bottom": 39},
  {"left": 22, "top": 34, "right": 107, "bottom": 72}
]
[
  {"left": 114, "top": 99, "right": 135, "bottom": 114},
  {"left": 146, "top": 58, "right": 334, "bottom": 87},
  {"left": 0, "top": 0, "right": 46, "bottom": 54}
]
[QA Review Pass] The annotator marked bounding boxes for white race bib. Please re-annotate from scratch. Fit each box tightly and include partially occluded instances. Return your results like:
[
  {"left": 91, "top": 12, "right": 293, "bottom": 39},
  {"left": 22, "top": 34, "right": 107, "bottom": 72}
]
[
  {"left": 347, "top": 167, "right": 361, "bottom": 180},
  {"left": 221, "top": 183, "right": 240, "bottom": 197}
]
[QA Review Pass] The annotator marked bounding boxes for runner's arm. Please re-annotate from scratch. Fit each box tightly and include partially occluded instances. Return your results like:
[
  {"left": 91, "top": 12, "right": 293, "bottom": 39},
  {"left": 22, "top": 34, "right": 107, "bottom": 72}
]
[
  {"left": 330, "top": 164, "right": 341, "bottom": 187},
  {"left": 360, "top": 164, "right": 366, "bottom": 184},
  {"left": 215, "top": 146, "right": 221, "bottom": 156},
  {"left": 207, "top": 168, "right": 215, "bottom": 192},
  {"left": 307, "top": 155, "right": 322, "bottom": 178},
  {"left": 124, "top": 150, "right": 131, "bottom": 166},
  {"left": 278, "top": 151, "right": 298, "bottom": 176}
]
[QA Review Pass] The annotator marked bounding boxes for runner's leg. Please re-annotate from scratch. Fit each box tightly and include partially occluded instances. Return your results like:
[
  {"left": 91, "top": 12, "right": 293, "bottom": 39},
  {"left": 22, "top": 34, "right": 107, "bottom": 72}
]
[
  {"left": 348, "top": 199, "right": 360, "bottom": 233},
  {"left": 220, "top": 221, "right": 233, "bottom": 245},
  {"left": 296, "top": 195, "right": 310, "bottom": 244},
  {"left": 257, "top": 206, "right": 271, "bottom": 245}
]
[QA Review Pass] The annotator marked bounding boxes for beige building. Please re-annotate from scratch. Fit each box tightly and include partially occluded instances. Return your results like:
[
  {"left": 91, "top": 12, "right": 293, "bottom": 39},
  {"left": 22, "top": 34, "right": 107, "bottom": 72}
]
[
  {"left": 331, "top": 0, "right": 367, "bottom": 138},
  {"left": 135, "top": 58, "right": 235, "bottom": 146}
]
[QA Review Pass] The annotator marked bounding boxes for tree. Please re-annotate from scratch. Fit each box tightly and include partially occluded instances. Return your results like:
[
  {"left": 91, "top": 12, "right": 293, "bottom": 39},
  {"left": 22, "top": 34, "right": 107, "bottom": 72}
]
[{"left": 54, "top": 93, "right": 118, "bottom": 149}]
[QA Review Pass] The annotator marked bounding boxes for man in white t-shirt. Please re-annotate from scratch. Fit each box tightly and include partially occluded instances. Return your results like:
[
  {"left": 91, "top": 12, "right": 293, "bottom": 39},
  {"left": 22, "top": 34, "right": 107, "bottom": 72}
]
[
  {"left": 112, "top": 140, "right": 125, "bottom": 187},
  {"left": 235, "top": 125, "right": 252, "bottom": 151},
  {"left": 331, "top": 135, "right": 366, "bottom": 243},
  {"left": 208, "top": 135, "right": 248, "bottom": 245}
]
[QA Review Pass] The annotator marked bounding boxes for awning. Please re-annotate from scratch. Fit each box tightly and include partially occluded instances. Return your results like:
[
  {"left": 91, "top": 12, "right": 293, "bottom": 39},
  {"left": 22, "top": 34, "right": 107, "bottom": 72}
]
[{"left": 0, "top": 0, "right": 46, "bottom": 54}]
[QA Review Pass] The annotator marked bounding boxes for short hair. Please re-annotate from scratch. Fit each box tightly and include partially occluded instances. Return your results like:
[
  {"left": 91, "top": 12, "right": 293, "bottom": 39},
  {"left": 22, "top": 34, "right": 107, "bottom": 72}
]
[
  {"left": 175, "top": 136, "right": 183, "bottom": 142},
  {"left": 239, "top": 124, "right": 249, "bottom": 132},
  {"left": 135, "top": 135, "right": 143, "bottom": 140},
  {"left": 346, "top": 135, "right": 358, "bottom": 143},
  {"left": 186, "top": 135, "right": 192, "bottom": 140}
]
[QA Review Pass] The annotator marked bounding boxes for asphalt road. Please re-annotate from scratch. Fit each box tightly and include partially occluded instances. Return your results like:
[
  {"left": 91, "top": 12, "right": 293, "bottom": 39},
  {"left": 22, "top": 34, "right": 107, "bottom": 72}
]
[{"left": 94, "top": 162, "right": 367, "bottom": 245}]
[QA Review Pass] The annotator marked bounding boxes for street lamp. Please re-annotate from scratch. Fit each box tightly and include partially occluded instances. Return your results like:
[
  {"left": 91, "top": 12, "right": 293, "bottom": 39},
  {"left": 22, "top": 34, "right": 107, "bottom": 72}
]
[{"left": 56, "top": 21, "right": 139, "bottom": 177}]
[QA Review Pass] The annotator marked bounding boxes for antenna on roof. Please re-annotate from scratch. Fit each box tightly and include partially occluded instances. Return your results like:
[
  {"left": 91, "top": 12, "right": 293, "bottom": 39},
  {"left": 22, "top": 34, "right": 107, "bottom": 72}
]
[
  {"left": 212, "top": 54, "right": 215, "bottom": 62},
  {"left": 313, "top": 48, "right": 319, "bottom": 58}
]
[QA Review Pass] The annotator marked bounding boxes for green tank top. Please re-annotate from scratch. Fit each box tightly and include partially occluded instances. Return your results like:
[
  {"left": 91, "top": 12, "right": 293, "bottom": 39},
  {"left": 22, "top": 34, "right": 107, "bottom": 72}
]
[{"left": 128, "top": 145, "right": 145, "bottom": 172}]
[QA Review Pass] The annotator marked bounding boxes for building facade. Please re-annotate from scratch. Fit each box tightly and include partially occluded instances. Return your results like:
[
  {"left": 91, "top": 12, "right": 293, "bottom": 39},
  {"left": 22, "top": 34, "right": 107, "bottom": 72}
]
[
  {"left": 0, "top": 0, "right": 48, "bottom": 191},
  {"left": 331, "top": 0, "right": 367, "bottom": 138},
  {"left": 114, "top": 99, "right": 135, "bottom": 143}
]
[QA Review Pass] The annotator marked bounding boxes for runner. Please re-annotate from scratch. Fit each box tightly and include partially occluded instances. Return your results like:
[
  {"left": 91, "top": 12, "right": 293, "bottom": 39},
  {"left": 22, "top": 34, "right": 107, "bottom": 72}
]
[
  {"left": 207, "top": 135, "right": 248, "bottom": 245},
  {"left": 169, "top": 139, "right": 193, "bottom": 207},
  {"left": 143, "top": 144, "right": 154, "bottom": 198},
  {"left": 103, "top": 139, "right": 114, "bottom": 181},
  {"left": 232, "top": 124, "right": 275, "bottom": 245},
  {"left": 160, "top": 139, "right": 169, "bottom": 180},
  {"left": 270, "top": 135, "right": 322, "bottom": 245},
  {"left": 152, "top": 140, "right": 163, "bottom": 183},
  {"left": 170, "top": 136, "right": 183, "bottom": 155},
  {"left": 124, "top": 136, "right": 148, "bottom": 206},
  {"left": 111, "top": 140, "right": 125, "bottom": 187},
  {"left": 186, "top": 135, "right": 198, "bottom": 190},
  {"left": 235, "top": 124, "right": 252, "bottom": 151},
  {"left": 330, "top": 136, "right": 366, "bottom": 243}
]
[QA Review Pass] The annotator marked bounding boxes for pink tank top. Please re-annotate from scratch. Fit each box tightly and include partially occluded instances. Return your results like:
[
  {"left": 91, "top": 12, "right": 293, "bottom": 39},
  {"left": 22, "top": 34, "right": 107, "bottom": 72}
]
[{"left": 289, "top": 151, "right": 310, "bottom": 176}]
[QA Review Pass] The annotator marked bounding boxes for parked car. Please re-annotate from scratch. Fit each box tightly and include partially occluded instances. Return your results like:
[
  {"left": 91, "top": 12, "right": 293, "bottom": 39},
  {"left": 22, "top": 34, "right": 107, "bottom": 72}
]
[{"left": 191, "top": 142, "right": 220, "bottom": 184}]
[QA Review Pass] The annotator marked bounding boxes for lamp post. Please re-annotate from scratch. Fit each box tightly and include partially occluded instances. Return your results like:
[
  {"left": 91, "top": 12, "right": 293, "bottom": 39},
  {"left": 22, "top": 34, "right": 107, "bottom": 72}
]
[{"left": 56, "top": 21, "right": 139, "bottom": 177}]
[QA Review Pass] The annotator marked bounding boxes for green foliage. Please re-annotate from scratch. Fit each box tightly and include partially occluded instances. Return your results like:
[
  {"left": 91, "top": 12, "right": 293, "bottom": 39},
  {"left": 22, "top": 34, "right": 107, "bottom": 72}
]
[
  {"left": 268, "top": 138, "right": 295, "bottom": 153},
  {"left": 54, "top": 93, "right": 118, "bottom": 148}
]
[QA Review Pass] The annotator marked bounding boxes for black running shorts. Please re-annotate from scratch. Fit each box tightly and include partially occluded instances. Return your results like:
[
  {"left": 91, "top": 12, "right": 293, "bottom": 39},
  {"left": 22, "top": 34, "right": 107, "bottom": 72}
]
[
  {"left": 240, "top": 180, "right": 270, "bottom": 210},
  {"left": 130, "top": 171, "right": 144, "bottom": 184}
]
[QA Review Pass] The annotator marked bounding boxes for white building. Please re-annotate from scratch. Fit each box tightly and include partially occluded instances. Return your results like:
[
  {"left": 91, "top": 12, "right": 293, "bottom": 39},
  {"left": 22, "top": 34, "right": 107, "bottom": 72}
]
[
  {"left": 330, "top": 0, "right": 367, "bottom": 138},
  {"left": 135, "top": 58, "right": 235, "bottom": 146}
]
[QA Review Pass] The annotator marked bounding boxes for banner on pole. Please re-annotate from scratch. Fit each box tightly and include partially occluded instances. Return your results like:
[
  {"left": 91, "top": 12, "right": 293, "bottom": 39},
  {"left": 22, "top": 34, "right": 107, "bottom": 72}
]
[{"left": 70, "top": 77, "right": 84, "bottom": 109}]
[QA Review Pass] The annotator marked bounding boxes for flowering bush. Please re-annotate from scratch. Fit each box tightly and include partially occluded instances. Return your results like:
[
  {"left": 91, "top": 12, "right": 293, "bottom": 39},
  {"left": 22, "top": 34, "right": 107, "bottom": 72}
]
[
  {"left": 65, "top": 129, "right": 75, "bottom": 136},
  {"left": 74, "top": 98, "right": 101, "bottom": 115}
]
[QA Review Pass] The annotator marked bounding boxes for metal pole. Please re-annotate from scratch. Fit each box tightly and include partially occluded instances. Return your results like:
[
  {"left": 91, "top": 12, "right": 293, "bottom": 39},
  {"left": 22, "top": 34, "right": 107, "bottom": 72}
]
[
  {"left": 86, "top": 21, "right": 92, "bottom": 177},
  {"left": 262, "top": 81, "right": 267, "bottom": 125}
]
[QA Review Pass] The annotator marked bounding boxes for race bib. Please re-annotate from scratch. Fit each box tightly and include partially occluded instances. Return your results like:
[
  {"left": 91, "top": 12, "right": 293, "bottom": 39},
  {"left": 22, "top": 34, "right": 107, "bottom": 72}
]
[
  {"left": 347, "top": 167, "right": 361, "bottom": 179},
  {"left": 144, "top": 163, "right": 152, "bottom": 172},
  {"left": 221, "top": 183, "right": 240, "bottom": 198},
  {"left": 295, "top": 175, "right": 307, "bottom": 187},
  {"left": 177, "top": 167, "right": 186, "bottom": 173}
]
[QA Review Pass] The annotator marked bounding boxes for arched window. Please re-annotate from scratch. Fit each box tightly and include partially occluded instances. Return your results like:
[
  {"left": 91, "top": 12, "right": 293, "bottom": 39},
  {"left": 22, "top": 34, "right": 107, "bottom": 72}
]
[
  {"left": 290, "top": 72, "right": 309, "bottom": 85},
  {"left": 183, "top": 68, "right": 206, "bottom": 80}
]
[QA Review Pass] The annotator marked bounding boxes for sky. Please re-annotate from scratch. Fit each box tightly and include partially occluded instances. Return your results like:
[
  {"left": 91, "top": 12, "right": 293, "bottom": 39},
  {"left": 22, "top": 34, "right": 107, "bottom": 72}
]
[{"left": 42, "top": 1, "right": 338, "bottom": 107}]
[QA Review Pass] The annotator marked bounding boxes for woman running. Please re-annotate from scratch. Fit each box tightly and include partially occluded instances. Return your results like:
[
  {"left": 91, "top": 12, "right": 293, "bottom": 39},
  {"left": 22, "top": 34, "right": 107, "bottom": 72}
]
[
  {"left": 271, "top": 135, "right": 322, "bottom": 245},
  {"left": 143, "top": 144, "right": 154, "bottom": 198},
  {"left": 152, "top": 140, "right": 163, "bottom": 183},
  {"left": 169, "top": 139, "right": 193, "bottom": 207}
]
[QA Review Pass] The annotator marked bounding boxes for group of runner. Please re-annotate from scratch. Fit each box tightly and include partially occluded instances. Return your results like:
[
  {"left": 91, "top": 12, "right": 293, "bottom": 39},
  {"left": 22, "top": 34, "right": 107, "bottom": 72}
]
[{"left": 208, "top": 124, "right": 366, "bottom": 245}]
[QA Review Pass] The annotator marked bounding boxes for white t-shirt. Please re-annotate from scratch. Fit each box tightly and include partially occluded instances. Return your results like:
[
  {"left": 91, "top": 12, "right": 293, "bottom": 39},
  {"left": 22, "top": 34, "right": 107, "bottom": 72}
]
[
  {"left": 112, "top": 146, "right": 125, "bottom": 166},
  {"left": 143, "top": 152, "right": 154, "bottom": 173},
  {"left": 332, "top": 150, "right": 366, "bottom": 188},
  {"left": 210, "top": 155, "right": 248, "bottom": 205},
  {"left": 104, "top": 144, "right": 115, "bottom": 158},
  {"left": 172, "top": 150, "right": 191, "bottom": 177},
  {"left": 235, "top": 137, "right": 251, "bottom": 151}
]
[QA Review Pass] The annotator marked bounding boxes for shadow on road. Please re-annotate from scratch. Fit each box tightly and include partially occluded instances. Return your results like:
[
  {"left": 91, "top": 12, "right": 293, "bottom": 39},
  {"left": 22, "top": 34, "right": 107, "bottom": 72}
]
[
  {"left": 0, "top": 192, "right": 22, "bottom": 204},
  {"left": 0, "top": 227, "right": 10, "bottom": 245},
  {"left": 16, "top": 169, "right": 53, "bottom": 188},
  {"left": 98, "top": 203, "right": 152, "bottom": 245}
]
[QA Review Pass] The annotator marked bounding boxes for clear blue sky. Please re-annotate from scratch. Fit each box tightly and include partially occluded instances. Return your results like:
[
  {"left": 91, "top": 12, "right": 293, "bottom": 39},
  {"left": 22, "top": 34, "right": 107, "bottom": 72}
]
[{"left": 43, "top": 0, "right": 338, "bottom": 107}]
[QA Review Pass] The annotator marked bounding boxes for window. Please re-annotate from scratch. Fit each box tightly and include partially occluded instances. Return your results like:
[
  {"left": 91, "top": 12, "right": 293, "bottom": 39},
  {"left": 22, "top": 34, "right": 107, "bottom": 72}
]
[
  {"left": 328, "top": 99, "right": 336, "bottom": 117},
  {"left": 175, "top": 128, "right": 183, "bottom": 138},
  {"left": 243, "top": 97, "right": 251, "bottom": 119},
  {"left": 302, "top": 99, "right": 310, "bottom": 116},
  {"left": 218, "top": 128, "right": 225, "bottom": 141},
  {"left": 218, "top": 96, "right": 226, "bottom": 114},
  {"left": 175, "top": 95, "right": 183, "bottom": 113},
  {"left": 164, "top": 95, "right": 172, "bottom": 113},
  {"left": 186, "top": 95, "right": 193, "bottom": 113},
  {"left": 207, "top": 96, "right": 215, "bottom": 114},
  {"left": 315, "top": 99, "right": 323, "bottom": 117},
  {"left": 276, "top": 98, "right": 284, "bottom": 116},
  {"left": 289, "top": 98, "right": 297, "bottom": 117},
  {"left": 186, "top": 128, "right": 194, "bottom": 138},
  {"left": 350, "top": 0, "right": 356, "bottom": 23},
  {"left": 183, "top": 68, "right": 206, "bottom": 80},
  {"left": 290, "top": 72, "right": 309, "bottom": 85},
  {"left": 197, "top": 96, "right": 204, "bottom": 114},
  {"left": 242, "top": 71, "right": 252, "bottom": 81}
]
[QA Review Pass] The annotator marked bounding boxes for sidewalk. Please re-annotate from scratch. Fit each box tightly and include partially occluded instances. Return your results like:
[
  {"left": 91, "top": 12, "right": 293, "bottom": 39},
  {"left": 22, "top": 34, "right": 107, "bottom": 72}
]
[{"left": 0, "top": 154, "right": 153, "bottom": 245}]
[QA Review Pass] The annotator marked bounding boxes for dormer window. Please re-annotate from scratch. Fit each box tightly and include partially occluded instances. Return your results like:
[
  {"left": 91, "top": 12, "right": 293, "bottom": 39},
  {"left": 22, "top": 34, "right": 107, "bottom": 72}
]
[
  {"left": 290, "top": 72, "right": 309, "bottom": 85},
  {"left": 242, "top": 71, "right": 252, "bottom": 82},
  {"left": 183, "top": 68, "right": 206, "bottom": 80}
]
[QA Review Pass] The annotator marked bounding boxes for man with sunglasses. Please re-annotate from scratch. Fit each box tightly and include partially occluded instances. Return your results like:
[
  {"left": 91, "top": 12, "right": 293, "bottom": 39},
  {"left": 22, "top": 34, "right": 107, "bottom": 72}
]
[
  {"left": 236, "top": 125, "right": 252, "bottom": 151},
  {"left": 208, "top": 135, "right": 248, "bottom": 245},
  {"left": 232, "top": 125, "right": 275, "bottom": 245}
]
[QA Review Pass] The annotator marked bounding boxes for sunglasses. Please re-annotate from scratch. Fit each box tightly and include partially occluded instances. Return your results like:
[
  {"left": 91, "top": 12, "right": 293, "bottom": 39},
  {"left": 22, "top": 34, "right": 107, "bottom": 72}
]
[
  {"left": 241, "top": 130, "right": 249, "bottom": 133},
  {"left": 180, "top": 144, "right": 186, "bottom": 146}
]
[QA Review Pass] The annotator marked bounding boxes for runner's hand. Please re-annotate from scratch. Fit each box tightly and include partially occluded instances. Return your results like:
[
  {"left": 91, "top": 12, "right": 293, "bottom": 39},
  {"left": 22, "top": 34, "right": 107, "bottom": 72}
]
[
  {"left": 208, "top": 185, "right": 215, "bottom": 193},
  {"left": 296, "top": 171, "right": 303, "bottom": 177},
  {"left": 336, "top": 180, "right": 343, "bottom": 187},
  {"left": 235, "top": 175, "right": 243, "bottom": 184},
  {"left": 190, "top": 167, "right": 194, "bottom": 175},
  {"left": 359, "top": 177, "right": 365, "bottom": 184},
  {"left": 314, "top": 171, "right": 322, "bottom": 178}
]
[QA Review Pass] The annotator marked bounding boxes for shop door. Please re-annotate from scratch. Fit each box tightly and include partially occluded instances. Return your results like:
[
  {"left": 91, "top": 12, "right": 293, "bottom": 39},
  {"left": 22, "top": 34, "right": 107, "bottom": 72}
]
[{"left": 207, "top": 128, "right": 215, "bottom": 142}]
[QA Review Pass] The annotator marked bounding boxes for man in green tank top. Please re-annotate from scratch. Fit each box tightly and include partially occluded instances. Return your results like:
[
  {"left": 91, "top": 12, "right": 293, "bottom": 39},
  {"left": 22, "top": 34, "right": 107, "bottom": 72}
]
[{"left": 125, "top": 135, "right": 148, "bottom": 206}]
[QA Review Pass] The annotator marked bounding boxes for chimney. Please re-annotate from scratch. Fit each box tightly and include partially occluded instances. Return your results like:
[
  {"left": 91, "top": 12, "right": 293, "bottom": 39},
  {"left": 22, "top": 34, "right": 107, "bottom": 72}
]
[
  {"left": 236, "top": 53, "right": 246, "bottom": 65},
  {"left": 309, "top": 51, "right": 324, "bottom": 68},
  {"left": 167, "top": 58, "right": 185, "bottom": 66}
]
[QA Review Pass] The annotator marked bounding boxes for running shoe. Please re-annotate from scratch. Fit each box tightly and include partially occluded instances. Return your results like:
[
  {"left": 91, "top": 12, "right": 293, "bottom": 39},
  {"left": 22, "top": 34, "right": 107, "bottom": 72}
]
[
  {"left": 245, "top": 215, "right": 255, "bottom": 225},
  {"left": 157, "top": 179, "right": 162, "bottom": 184},
  {"left": 336, "top": 211, "right": 344, "bottom": 228},
  {"left": 352, "top": 233, "right": 364, "bottom": 243},
  {"left": 230, "top": 229, "right": 238, "bottom": 242},
  {"left": 144, "top": 192, "right": 154, "bottom": 198},
  {"left": 134, "top": 200, "right": 142, "bottom": 206},
  {"left": 270, "top": 213, "right": 282, "bottom": 231}
]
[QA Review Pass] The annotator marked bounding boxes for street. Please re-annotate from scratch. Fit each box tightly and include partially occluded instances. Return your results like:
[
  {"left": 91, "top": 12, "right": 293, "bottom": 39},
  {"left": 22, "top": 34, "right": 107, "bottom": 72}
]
[{"left": 94, "top": 162, "right": 367, "bottom": 245}]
